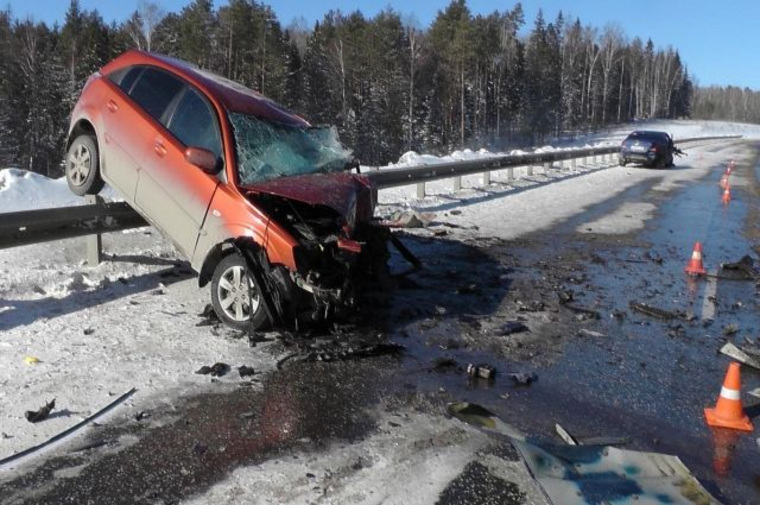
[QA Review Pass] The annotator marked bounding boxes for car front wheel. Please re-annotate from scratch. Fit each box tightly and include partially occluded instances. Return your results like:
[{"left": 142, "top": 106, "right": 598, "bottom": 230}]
[
  {"left": 210, "top": 253, "right": 268, "bottom": 331},
  {"left": 66, "top": 135, "right": 105, "bottom": 196}
]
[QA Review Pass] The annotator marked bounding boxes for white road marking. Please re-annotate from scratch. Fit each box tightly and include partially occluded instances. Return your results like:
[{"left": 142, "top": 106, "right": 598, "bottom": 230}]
[{"left": 701, "top": 270, "right": 718, "bottom": 321}]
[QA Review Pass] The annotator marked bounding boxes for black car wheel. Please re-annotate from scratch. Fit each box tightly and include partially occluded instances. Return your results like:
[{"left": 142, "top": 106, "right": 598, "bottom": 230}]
[
  {"left": 619, "top": 158, "right": 627, "bottom": 167},
  {"left": 211, "top": 253, "right": 268, "bottom": 330},
  {"left": 66, "top": 135, "right": 105, "bottom": 196}
]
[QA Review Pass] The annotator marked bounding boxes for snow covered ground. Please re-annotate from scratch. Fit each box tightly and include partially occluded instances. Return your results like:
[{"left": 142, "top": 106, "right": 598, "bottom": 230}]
[{"left": 0, "top": 119, "right": 756, "bottom": 502}]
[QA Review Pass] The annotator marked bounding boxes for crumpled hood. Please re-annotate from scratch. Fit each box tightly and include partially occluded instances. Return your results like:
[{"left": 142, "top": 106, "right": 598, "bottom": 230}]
[{"left": 241, "top": 172, "right": 375, "bottom": 221}]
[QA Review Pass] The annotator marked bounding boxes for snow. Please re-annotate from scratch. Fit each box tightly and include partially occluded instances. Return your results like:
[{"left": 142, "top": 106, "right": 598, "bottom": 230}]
[{"left": 0, "top": 119, "right": 755, "bottom": 501}]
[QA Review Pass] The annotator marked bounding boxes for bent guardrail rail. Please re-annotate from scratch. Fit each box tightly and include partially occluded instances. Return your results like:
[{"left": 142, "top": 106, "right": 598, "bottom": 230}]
[{"left": 0, "top": 134, "right": 743, "bottom": 260}]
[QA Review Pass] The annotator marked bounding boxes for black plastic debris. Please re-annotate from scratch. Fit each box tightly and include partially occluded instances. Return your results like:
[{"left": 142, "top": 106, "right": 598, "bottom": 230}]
[
  {"left": 196, "top": 304, "right": 220, "bottom": 327},
  {"left": 25, "top": 399, "right": 55, "bottom": 423},
  {"left": 238, "top": 365, "right": 255, "bottom": 378},
  {"left": 195, "top": 362, "right": 230, "bottom": 377},
  {"left": 467, "top": 363, "right": 496, "bottom": 379},
  {"left": 507, "top": 372, "right": 538, "bottom": 385},
  {"left": 83, "top": 328, "right": 95, "bottom": 336},
  {"left": 720, "top": 255, "right": 759, "bottom": 280},
  {"left": 135, "top": 411, "right": 151, "bottom": 421},
  {"left": 496, "top": 321, "right": 530, "bottom": 336},
  {"left": 433, "top": 357, "right": 458, "bottom": 371}
]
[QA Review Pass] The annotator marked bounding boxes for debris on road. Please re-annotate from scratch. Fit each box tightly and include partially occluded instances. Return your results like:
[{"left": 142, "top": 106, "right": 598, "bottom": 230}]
[
  {"left": 496, "top": 321, "right": 529, "bottom": 336},
  {"left": 195, "top": 362, "right": 230, "bottom": 377},
  {"left": 719, "top": 342, "right": 760, "bottom": 370},
  {"left": 23, "top": 355, "right": 40, "bottom": 365},
  {"left": 507, "top": 372, "right": 538, "bottom": 385},
  {"left": 577, "top": 328, "right": 605, "bottom": 338},
  {"left": 196, "top": 304, "right": 221, "bottom": 327},
  {"left": 722, "top": 324, "right": 740, "bottom": 336},
  {"left": 25, "top": 399, "right": 55, "bottom": 423},
  {"left": 562, "top": 303, "right": 601, "bottom": 320},
  {"left": 467, "top": 363, "right": 496, "bottom": 379},
  {"left": 720, "top": 255, "right": 759, "bottom": 280},
  {"left": 238, "top": 365, "right": 256, "bottom": 378},
  {"left": 447, "top": 402, "right": 721, "bottom": 505},
  {"left": 276, "top": 339, "right": 404, "bottom": 370},
  {"left": 555, "top": 423, "right": 577, "bottom": 445},
  {"left": 516, "top": 300, "right": 545, "bottom": 312},
  {"left": 2, "top": 389, "right": 136, "bottom": 470},
  {"left": 385, "top": 210, "right": 433, "bottom": 228},
  {"left": 628, "top": 301, "right": 684, "bottom": 321}
]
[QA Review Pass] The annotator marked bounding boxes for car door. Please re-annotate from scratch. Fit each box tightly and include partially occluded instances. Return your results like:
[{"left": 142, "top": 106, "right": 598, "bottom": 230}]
[{"left": 134, "top": 83, "right": 223, "bottom": 259}]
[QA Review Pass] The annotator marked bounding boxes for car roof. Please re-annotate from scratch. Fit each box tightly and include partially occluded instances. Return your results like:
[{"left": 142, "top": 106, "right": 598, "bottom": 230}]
[
  {"left": 628, "top": 130, "right": 670, "bottom": 139},
  {"left": 101, "top": 50, "right": 308, "bottom": 127}
]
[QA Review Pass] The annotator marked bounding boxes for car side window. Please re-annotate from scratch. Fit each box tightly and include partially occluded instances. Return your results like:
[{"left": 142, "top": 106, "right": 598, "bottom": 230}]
[
  {"left": 128, "top": 68, "right": 184, "bottom": 123},
  {"left": 167, "top": 87, "right": 223, "bottom": 162}
]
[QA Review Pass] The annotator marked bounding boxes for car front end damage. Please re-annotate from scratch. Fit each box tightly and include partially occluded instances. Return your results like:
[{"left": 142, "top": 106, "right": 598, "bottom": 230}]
[{"left": 236, "top": 186, "right": 395, "bottom": 329}]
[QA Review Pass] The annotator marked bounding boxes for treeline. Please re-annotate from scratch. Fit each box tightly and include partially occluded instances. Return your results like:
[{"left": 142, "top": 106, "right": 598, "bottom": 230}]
[
  {"left": 692, "top": 86, "right": 760, "bottom": 124},
  {"left": 0, "top": 0, "right": 695, "bottom": 176}
]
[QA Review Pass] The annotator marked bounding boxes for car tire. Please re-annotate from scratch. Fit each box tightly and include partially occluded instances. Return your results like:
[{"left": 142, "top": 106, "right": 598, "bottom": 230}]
[
  {"left": 210, "top": 253, "right": 268, "bottom": 331},
  {"left": 620, "top": 158, "right": 627, "bottom": 167},
  {"left": 65, "top": 135, "right": 105, "bottom": 196}
]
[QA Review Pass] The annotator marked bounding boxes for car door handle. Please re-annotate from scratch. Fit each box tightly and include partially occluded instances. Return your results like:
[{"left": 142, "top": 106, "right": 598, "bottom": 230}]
[
  {"left": 154, "top": 140, "right": 167, "bottom": 157},
  {"left": 107, "top": 100, "right": 118, "bottom": 112}
]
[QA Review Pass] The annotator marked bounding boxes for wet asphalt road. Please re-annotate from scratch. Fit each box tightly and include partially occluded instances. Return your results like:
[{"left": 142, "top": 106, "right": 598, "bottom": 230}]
[{"left": 2, "top": 143, "right": 760, "bottom": 504}]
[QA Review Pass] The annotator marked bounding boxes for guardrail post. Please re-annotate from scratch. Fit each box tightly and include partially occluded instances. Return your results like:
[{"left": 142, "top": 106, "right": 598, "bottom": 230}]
[
  {"left": 453, "top": 176, "right": 462, "bottom": 191},
  {"left": 571, "top": 158, "right": 577, "bottom": 171},
  {"left": 527, "top": 165, "right": 534, "bottom": 176},
  {"left": 86, "top": 195, "right": 104, "bottom": 265},
  {"left": 416, "top": 182, "right": 426, "bottom": 199},
  {"left": 543, "top": 162, "right": 550, "bottom": 174},
  {"left": 507, "top": 167, "right": 514, "bottom": 181},
  {"left": 483, "top": 171, "right": 490, "bottom": 186}
]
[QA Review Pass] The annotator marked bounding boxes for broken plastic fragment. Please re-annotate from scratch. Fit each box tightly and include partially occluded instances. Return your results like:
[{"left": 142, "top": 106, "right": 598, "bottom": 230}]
[{"left": 25, "top": 399, "right": 55, "bottom": 423}]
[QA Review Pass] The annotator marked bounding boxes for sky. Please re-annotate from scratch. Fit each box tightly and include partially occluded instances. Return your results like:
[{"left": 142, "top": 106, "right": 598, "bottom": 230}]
[{"left": 4, "top": 0, "right": 760, "bottom": 90}]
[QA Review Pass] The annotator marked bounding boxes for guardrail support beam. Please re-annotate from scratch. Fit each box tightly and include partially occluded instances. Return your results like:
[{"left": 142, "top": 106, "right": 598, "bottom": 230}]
[
  {"left": 416, "top": 182, "right": 426, "bottom": 199},
  {"left": 86, "top": 195, "right": 103, "bottom": 265}
]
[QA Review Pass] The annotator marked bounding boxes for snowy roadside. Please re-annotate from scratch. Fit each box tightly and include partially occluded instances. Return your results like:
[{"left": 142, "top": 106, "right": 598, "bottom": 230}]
[{"left": 0, "top": 119, "right": 756, "bottom": 499}]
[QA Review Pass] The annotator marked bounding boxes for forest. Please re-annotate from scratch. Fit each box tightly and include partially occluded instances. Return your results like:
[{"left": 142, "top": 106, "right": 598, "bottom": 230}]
[{"left": 0, "top": 0, "right": 748, "bottom": 177}]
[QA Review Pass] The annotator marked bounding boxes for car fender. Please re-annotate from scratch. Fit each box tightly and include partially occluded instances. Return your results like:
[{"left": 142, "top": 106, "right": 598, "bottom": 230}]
[{"left": 195, "top": 219, "right": 298, "bottom": 288}]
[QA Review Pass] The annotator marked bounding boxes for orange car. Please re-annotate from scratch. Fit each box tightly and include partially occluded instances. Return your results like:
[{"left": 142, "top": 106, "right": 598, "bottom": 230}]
[{"left": 65, "top": 50, "right": 389, "bottom": 330}]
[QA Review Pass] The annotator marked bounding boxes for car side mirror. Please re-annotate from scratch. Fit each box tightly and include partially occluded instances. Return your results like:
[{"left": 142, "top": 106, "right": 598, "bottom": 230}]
[{"left": 185, "top": 147, "right": 219, "bottom": 174}]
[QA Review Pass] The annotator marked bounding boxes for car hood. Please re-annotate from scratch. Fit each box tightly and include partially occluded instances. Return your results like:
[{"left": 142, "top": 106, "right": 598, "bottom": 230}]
[{"left": 241, "top": 172, "right": 374, "bottom": 220}]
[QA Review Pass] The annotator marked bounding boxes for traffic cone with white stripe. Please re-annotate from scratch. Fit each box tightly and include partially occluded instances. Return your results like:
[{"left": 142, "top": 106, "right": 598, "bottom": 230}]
[
  {"left": 684, "top": 242, "right": 707, "bottom": 276},
  {"left": 704, "top": 362, "right": 753, "bottom": 432}
]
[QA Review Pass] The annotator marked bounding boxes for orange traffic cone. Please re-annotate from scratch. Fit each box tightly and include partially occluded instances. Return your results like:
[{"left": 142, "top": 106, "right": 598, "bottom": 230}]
[
  {"left": 684, "top": 242, "right": 707, "bottom": 276},
  {"left": 704, "top": 362, "right": 753, "bottom": 431},
  {"left": 710, "top": 427, "right": 740, "bottom": 477},
  {"left": 722, "top": 185, "right": 731, "bottom": 204}
]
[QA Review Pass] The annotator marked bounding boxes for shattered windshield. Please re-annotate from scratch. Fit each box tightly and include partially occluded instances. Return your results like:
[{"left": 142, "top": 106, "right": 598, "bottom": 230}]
[{"left": 229, "top": 113, "right": 353, "bottom": 184}]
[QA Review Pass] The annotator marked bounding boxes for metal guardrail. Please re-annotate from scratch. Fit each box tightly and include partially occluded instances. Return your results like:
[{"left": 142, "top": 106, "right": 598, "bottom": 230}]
[{"left": 0, "top": 135, "right": 742, "bottom": 259}]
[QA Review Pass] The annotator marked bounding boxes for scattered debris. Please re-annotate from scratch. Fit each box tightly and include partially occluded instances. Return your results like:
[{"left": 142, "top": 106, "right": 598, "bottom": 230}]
[
  {"left": 496, "top": 321, "right": 529, "bottom": 336},
  {"left": 720, "top": 255, "right": 759, "bottom": 280},
  {"left": 238, "top": 365, "right": 256, "bottom": 378},
  {"left": 556, "top": 290, "right": 574, "bottom": 304},
  {"left": 517, "top": 300, "right": 545, "bottom": 312},
  {"left": 555, "top": 423, "right": 578, "bottom": 445},
  {"left": 196, "top": 304, "right": 220, "bottom": 327},
  {"left": 562, "top": 303, "right": 601, "bottom": 320},
  {"left": 722, "top": 324, "right": 740, "bottom": 336},
  {"left": 720, "top": 342, "right": 760, "bottom": 370},
  {"left": 386, "top": 210, "right": 432, "bottom": 228},
  {"left": 83, "top": 328, "right": 95, "bottom": 336},
  {"left": 507, "top": 372, "right": 538, "bottom": 385},
  {"left": 447, "top": 402, "right": 721, "bottom": 505},
  {"left": 467, "top": 363, "right": 496, "bottom": 379},
  {"left": 25, "top": 399, "right": 55, "bottom": 423},
  {"left": 577, "top": 329, "right": 605, "bottom": 338},
  {"left": 277, "top": 340, "right": 404, "bottom": 370},
  {"left": 195, "top": 362, "right": 230, "bottom": 377},
  {"left": 432, "top": 357, "right": 458, "bottom": 371},
  {"left": 23, "top": 355, "right": 40, "bottom": 365},
  {"left": 628, "top": 301, "right": 684, "bottom": 321},
  {"left": 135, "top": 411, "right": 151, "bottom": 421}
]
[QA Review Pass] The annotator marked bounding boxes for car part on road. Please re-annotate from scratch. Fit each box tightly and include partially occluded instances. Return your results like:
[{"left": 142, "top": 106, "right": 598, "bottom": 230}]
[
  {"left": 195, "top": 362, "right": 230, "bottom": 377},
  {"left": 238, "top": 365, "right": 256, "bottom": 378},
  {"left": 1, "top": 388, "right": 136, "bottom": 470},
  {"left": 25, "top": 399, "right": 56, "bottom": 423},
  {"left": 467, "top": 363, "right": 496, "bottom": 379},
  {"left": 719, "top": 343, "right": 760, "bottom": 370},
  {"left": 720, "top": 255, "right": 759, "bottom": 280},
  {"left": 629, "top": 301, "right": 686, "bottom": 321}
]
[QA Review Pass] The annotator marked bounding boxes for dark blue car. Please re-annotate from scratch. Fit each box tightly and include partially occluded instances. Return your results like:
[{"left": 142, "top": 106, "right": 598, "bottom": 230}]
[{"left": 620, "top": 130, "right": 675, "bottom": 168}]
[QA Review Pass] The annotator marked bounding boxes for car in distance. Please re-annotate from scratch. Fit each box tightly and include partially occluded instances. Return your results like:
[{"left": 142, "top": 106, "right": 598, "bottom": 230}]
[
  {"left": 619, "top": 130, "right": 676, "bottom": 168},
  {"left": 65, "top": 50, "right": 389, "bottom": 330}
]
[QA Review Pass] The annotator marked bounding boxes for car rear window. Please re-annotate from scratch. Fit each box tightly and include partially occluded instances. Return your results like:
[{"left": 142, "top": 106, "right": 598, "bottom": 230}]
[{"left": 128, "top": 68, "right": 184, "bottom": 123}]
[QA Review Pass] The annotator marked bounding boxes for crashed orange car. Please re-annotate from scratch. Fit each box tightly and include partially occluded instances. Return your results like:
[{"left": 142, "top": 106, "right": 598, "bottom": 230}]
[{"left": 65, "top": 50, "right": 390, "bottom": 330}]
